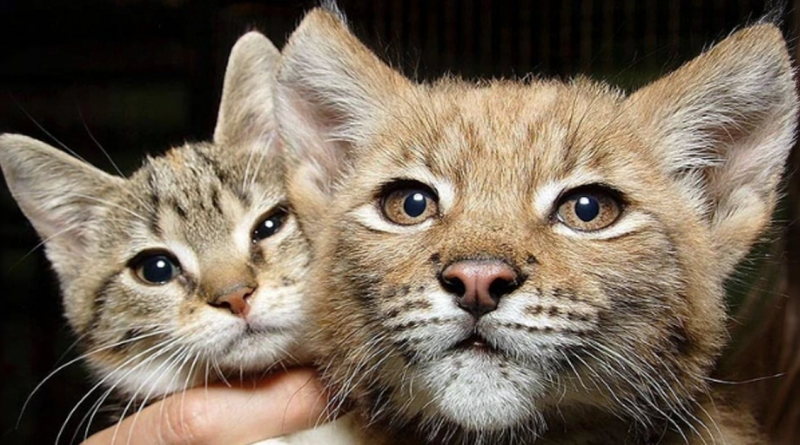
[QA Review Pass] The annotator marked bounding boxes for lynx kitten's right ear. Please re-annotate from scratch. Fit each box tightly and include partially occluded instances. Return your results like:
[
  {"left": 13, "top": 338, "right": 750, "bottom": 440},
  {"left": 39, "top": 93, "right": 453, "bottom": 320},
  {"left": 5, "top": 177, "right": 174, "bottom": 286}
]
[
  {"left": 630, "top": 24, "right": 798, "bottom": 275},
  {"left": 275, "top": 8, "right": 411, "bottom": 230},
  {"left": 0, "top": 134, "right": 124, "bottom": 282},
  {"left": 214, "top": 31, "right": 281, "bottom": 151}
]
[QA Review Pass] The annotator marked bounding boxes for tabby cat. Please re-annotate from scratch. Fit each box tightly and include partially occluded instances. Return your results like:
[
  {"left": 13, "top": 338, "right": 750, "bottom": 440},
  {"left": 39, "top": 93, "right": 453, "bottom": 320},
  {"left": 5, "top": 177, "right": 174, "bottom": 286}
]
[
  {"left": 0, "top": 32, "right": 314, "bottom": 438},
  {"left": 275, "top": 8, "right": 798, "bottom": 445}
]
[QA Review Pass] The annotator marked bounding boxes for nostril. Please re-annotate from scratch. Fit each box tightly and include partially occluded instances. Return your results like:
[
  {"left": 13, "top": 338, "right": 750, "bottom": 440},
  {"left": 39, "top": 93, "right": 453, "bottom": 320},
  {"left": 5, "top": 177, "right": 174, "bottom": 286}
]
[
  {"left": 489, "top": 276, "right": 518, "bottom": 299},
  {"left": 208, "top": 285, "right": 255, "bottom": 317},
  {"left": 441, "top": 274, "right": 466, "bottom": 296},
  {"left": 210, "top": 300, "right": 232, "bottom": 311},
  {"left": 441, "top": 260, "right": 523, "bottom": 317}
]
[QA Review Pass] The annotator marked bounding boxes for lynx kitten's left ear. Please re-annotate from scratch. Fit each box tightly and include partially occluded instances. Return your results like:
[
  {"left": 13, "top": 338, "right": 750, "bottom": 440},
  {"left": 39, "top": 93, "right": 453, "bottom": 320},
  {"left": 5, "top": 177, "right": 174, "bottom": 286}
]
[
  {"left": 214, "top": 31, "right": 281, "bottom": 150},
  {"left": 275, "top": 8, "right": 411, "bottom": 232},
  {"left": 630, "top": 24, "right": 798, "bottom": 274}
]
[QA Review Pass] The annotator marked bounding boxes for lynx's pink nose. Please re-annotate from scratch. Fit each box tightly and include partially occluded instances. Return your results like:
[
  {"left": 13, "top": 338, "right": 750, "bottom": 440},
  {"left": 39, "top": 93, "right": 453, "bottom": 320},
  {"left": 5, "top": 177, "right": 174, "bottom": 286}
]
[
  {"left": 441, "top": 260, "right": 519, "bottom": 317},
  {"left": 209, "top": 285, "right": 254, "bottom": 317}
]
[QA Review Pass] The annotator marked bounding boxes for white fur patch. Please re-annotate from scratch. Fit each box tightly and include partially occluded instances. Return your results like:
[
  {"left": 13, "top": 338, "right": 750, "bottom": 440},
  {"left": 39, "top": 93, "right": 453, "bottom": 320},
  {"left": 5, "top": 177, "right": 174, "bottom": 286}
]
[
  {"left": 552, "top": 210, "right": 653, "bottom": 240},
  {"left": 419, "top": 352, "right": 546, "bottom": 431},
  {"left": 351, "top": 204, "right": 435, "bottom": 234},
  {"left": 254, "top": 413, "right": 366, "bottom": 445}
]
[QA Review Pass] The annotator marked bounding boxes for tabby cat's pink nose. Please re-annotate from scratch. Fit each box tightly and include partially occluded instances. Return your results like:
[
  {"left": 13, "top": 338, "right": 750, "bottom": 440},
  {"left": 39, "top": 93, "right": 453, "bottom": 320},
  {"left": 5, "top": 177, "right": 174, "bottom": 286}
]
[
  {"left": 209, "top": 285, "right": 254, "bottom": 317},
  {"left": 441, "top": 260, "right": 519, "bottom": 317}
]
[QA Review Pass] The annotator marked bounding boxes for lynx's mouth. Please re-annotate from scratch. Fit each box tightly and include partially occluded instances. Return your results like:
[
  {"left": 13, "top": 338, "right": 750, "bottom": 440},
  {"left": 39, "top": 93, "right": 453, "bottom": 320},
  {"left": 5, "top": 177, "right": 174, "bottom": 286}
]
[{"left": 455, "top": 333, "right": 498, "bottom": 353}]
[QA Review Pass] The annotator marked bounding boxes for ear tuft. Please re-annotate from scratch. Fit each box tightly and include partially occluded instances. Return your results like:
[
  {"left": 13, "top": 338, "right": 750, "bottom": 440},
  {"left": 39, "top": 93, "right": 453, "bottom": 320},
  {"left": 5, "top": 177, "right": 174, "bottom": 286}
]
[
  {"left": 213, "top": 31, "right": 281, "bottom": 150},
  {"left": 319, "top": 0, "right": 348, "bottom": 23},
  {"left": 630, "top": 24, "right": 798, "bottom": 272}
]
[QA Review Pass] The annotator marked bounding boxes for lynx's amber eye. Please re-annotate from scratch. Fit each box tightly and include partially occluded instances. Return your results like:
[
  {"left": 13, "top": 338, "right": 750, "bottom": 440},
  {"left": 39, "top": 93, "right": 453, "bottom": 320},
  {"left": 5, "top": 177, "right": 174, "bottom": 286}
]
[
  {"left": 253, "top": 207, "right": 288, "bottom": 242},
  {"left": 555, "top": 186, "right": 622, "bottom": 231},
  {"left": 132, "top": 252, "right": 181, "bottom": 285},
  {"left": 381, "top": 182, "right": 438, "bottom": 225}
]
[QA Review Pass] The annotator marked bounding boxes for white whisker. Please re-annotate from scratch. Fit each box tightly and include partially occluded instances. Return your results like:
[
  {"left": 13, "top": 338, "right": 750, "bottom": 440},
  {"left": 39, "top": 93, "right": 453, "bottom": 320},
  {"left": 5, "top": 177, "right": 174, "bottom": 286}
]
[
  {"left": 77, "top": 107, "right": 124, "bottom": 177},
  {"left": 123, "top": 346, "right": 191, "bottom": 445},
  {"left": 55, "top": 337, "right": 180, "bottom": 444},
  {"left": 17, "top": 328, "right": 169, "bottom": 428}
]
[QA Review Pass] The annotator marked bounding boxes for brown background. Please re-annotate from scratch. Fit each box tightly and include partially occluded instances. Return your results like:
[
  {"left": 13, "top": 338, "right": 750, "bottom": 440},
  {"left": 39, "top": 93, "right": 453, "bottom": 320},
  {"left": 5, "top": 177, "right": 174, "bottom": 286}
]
[{"left": 0, "top": 1, "right": 796, "bottom": 443}]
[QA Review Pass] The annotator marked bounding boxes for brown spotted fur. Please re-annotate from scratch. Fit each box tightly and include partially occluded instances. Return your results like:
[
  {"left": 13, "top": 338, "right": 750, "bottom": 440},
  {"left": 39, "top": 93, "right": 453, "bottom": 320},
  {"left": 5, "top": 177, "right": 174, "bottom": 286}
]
[{"left": 276, "top": 8, "right": 798, "bottom": 445}]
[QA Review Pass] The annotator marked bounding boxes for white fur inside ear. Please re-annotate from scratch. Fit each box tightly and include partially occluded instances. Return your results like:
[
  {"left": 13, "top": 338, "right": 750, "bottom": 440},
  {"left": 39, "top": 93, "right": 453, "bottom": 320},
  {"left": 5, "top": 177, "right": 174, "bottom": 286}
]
[
  {"left": 274, "top": 85, "right": 350, "bottom": 190},
  {"left": 630, "top": 25, "right": 797, "bottom": 187},
  {"left": 629, "top": 24, "right": 798, "bottom": 269},
  {"left": 275, "top": 7, "right": 412, "bottom": 206}
]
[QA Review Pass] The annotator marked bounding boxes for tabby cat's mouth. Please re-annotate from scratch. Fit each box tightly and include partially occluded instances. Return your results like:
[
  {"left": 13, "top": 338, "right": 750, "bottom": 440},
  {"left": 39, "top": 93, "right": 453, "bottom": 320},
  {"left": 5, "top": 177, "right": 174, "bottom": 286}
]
[{"left": 243, "top": 324, "right": 285, "bottom": 336}]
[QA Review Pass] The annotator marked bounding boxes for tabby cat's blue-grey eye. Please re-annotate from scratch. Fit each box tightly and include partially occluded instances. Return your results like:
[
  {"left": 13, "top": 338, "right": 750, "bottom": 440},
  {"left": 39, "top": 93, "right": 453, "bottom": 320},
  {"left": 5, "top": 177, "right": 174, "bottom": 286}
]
[
  {"left": 556, "top": 186, "right": 622, "bottom": 232},
  {"left": 135, "top": 255, "right": 179, "bottom": 285},
  {"left": 253, "top": 209, "right": 287, "bottom": 242},
  {"left": 575, "top": 196, "right": 599, "bottom": 222}
]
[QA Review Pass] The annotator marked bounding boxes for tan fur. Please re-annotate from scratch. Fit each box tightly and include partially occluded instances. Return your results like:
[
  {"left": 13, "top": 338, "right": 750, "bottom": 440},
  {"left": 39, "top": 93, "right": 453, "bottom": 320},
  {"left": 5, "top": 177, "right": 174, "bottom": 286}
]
[
  {"left": 276, "top": 9, "right": 797, "bottom": 445},
  {"left": 0, "top": 32, "right": 312, "bottom": 417}
]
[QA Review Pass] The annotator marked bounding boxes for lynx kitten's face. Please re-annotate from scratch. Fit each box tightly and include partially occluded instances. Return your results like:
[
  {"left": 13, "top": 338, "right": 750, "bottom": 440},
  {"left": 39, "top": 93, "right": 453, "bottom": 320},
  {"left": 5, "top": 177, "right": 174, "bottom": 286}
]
[
  {"left": 276, "top": 10, "right": 797, "bottom": 443},
  {"left": 0, "top": 33, "right": 308, "bottom": 401}
]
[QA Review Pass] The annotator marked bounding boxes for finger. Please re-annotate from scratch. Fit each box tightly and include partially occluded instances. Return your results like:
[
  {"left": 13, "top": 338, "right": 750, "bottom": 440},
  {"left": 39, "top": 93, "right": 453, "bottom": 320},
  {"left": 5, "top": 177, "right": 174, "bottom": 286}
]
[{"left": 82, "top": 368, "right": 330, "bottom": 445}]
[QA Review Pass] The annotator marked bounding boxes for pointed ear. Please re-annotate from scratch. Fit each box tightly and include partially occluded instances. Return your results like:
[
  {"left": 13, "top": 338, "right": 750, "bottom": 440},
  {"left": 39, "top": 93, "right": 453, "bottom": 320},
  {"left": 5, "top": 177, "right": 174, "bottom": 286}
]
[
  {"left": 0, "top": 134, "right": 124, "bottom": 281},
  {"left": 629, "top": 24, "right": 798, "bottom": 273},
  {"left": 213, "top": 31, "right": 281, "bottom": 151},
  {"left": 275, "top": 8, "right": 411, "bottom": 229}
]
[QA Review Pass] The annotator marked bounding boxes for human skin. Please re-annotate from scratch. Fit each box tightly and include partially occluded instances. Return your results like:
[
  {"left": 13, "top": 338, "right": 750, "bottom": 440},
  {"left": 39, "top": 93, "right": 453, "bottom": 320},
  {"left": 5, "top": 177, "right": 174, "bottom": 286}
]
[{"left": 82, "top": 369, "right": 329, "bottom": 445}]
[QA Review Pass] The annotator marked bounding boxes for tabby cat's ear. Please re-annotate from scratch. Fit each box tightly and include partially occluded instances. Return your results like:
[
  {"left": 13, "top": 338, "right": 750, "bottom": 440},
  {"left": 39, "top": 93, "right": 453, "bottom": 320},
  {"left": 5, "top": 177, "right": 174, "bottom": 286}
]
[
  {"left": 0, "top": 134, "right": 124, "bottom": 281},
  {"left": 629, "top": 24, "right": 798, "bottom": 274},
  {"left": 275, "top": 8, "right": 411, "bottom": 228},
  {"left": 213, "top": 31, "right": 281, "bottom": 151}
]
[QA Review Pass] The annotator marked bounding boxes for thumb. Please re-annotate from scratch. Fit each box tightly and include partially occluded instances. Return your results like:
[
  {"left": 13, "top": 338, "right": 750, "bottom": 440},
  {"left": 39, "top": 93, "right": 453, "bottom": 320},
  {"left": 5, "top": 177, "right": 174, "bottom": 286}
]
[{"left": 82, "top": 368, "right": 330, "bottom": 445}]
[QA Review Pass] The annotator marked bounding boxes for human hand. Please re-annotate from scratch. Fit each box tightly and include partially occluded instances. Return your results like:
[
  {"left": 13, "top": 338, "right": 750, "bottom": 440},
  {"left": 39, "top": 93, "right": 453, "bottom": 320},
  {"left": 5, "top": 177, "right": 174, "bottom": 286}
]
[{"left": 82, "top": 368, "right": 329, "bottom": 445}]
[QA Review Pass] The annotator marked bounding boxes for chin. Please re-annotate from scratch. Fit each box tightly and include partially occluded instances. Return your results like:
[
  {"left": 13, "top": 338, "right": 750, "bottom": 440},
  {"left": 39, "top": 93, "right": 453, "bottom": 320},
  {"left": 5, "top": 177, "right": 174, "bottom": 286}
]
[
  {"left": 417, "top": 350, "right": 546, "bottom": 432},
  {"left": 216, "top": 329, "right": 300, "bottom": 372}
]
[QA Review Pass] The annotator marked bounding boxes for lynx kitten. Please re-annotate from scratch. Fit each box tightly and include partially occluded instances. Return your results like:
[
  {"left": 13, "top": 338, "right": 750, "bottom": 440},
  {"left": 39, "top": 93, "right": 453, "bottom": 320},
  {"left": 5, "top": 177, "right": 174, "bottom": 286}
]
[
  {"left": 0, "top": 32, "right": 314, "bottom": 436},
  {"left": 275, "top": 8, "right": 797, "bottom": 445}
]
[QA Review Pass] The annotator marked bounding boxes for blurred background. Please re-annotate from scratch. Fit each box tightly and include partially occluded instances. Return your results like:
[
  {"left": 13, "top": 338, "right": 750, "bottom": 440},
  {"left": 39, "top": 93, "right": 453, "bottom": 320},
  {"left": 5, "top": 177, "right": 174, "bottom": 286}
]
[{"left": 0, "top": 0, "right": 797, "bottom": 443}]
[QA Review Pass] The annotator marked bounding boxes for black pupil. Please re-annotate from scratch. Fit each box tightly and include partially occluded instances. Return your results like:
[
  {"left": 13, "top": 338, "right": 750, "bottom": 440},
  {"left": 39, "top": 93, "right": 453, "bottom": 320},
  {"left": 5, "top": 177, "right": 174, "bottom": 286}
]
[
  {"left": 403, "top": 192, "right": 428, "bottom": 218},
  {"left": 254, "top": 212, "right": 284, "bottom": 241},
  {"left": 141, "top": 256, "right": 176, "bottom": 284},
  {"left": 574, "top": 196, "right": 600, "bottom": 222}
]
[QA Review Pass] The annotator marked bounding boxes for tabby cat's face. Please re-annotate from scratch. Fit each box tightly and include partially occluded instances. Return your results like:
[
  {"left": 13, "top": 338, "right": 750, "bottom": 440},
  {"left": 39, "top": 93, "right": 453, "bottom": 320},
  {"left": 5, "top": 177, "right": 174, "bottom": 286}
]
[
  {"left": 81, "top": 142, "right": 309, "bottom": 395},
  {"left": 0, "top": 32, "right": 307, "bottom": 399},
  {"left": 276, "top": 10, "right": 797, "bottom": 443},
  {"left": 0, "top": 134, "right": 310, "bottom": 398}
]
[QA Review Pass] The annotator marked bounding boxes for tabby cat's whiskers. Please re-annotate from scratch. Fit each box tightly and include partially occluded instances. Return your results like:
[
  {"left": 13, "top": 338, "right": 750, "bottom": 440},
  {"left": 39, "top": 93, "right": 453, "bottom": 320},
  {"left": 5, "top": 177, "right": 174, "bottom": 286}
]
[
  {"left": 56, "top": 337, "right": 181, "bottom": 444},
  {"left": 17, "top": 327, "right": 169, "bottom": 429}
]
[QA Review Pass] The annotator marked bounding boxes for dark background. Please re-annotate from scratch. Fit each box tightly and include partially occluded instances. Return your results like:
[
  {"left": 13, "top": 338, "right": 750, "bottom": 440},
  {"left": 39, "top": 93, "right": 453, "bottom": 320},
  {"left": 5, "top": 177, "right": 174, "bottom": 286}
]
[{"left": 0, "top": 1, "right": 798, "bottom": 444}]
